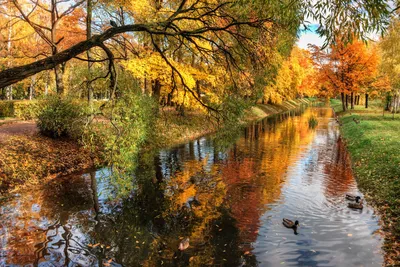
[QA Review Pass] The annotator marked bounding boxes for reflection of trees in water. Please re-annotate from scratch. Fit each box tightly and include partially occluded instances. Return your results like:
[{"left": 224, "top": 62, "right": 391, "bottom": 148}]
[
  {"left": 222, "top": 108, "right": 319, "bottom": 253},
  {"left": 0, "top": 173, "right": 96, "bottom": 266},
  {"left": 85, "top": 150, "right": 245, "bottom": 266},
  {"left": 322, "top": 136, "right": 355, "bottom": 198},
  {"left": 2, "top": 106, "right": 332, "bottom": 267}
]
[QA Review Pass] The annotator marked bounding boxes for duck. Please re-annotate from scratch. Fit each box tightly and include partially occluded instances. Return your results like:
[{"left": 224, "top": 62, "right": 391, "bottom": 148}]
[
  {"left": 348, "top": 199, "right": 363, "bottom": 209},
  {"left": 178, "top": 237, "right": 190, "bottom": 251},
  {"left": 283, "top": 218, "right": 299, "bottom": 234},
  {"left": 345, "top": 194, "right": 361, "bottom": 202}
]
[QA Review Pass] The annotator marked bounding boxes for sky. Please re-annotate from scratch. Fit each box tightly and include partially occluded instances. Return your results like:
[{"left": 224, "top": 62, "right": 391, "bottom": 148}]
[{"left": 296, "top": 24, "right": 324, "bottom": 50}]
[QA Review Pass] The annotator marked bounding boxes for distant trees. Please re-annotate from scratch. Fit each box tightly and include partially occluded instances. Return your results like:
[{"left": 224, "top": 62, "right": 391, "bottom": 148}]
[
  {"left": 379, "top": 18, "right": 400, "bottom": 113},
  {"left": 0, "top": 0, "right": 395, "bottom": 106},
  {"left": 311, "top": 39, "right": 380, "bottom": 111},
  {"left": 263, "top": 46, "right": 317, "bottom": 104}
]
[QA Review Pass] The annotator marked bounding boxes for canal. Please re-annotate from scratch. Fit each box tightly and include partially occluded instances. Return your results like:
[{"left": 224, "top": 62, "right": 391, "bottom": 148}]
[{"left": 0, "top": 107, "right": 383, "bottom": 266}]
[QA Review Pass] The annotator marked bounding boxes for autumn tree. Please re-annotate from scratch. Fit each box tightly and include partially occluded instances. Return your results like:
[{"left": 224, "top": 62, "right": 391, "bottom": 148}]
[
  {"left": 311, "top": 39, "right": 379, "bottom": 111},
  {"left": 0, "top": 0, "right": 394, "bottom": 108},
  {"left": 263, "top": 46, "right": 317, "bottom": 104},
  {"left": 379, "top": 17, "right": 400, "bottom": 113},
  {"left": 0, "top": 0, "right": 86, "bottom": 95}
]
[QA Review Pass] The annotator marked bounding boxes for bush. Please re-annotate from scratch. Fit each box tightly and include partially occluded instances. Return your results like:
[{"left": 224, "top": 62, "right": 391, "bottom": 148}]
[
  {"left": 0, "top": 101, "right": 14, "bottom": 117},
  {"left": 14, "top": 100, "right": 39, "bottom": 120},
  {"left": 0, "top": 100, "right": 39, "bottom": 119},
  {"left": 37, "top": 97, "right": 88, "bottom": 138},
  {"left": 308, "top": 115, "right": 318, "bottom": 128}
]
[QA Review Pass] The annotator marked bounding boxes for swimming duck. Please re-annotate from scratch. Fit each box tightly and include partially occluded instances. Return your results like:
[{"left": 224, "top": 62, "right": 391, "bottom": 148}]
[
  {"left": 282, "top": 218, "right": 299, "bottom": 234},
  {"left": 345, "top": 194, "right": 361, "bottom": 202},
  {"left": 178, "top": 237, "right": 190, "bottom": 251},
  {"left": 348, "top": 199, "right": 363, "bottom": 209}
]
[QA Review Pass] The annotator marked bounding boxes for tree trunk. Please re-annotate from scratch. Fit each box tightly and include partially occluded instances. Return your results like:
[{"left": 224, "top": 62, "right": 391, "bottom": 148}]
[
  {"left": 345, "top": 94, "right": 349, "bottom": 110},
  {"left": 152, "top": 79, "right": 161, "bottom": 104},
  {"left": 86, "top": 0, "right": 93, "bottom": 105},
  {"left": 6, "top": 86, "right": 12, "bottom": 100},
  {"left": 341, "top": 92, "right": 346, "bottom": 111},
  {"left": 29, "top": 75, "right": 36, "bottom": 100},
  {"left": 44, "top": 71, "right": 50, "bottom": 96},
  {"left": 365, "top": 93, "right": 369, "bottom": 108},
  {"left": 6, "top": 13, "right": 13, "bottom": 100},
  {"left": 51, "top": 0, "right": 64, "bottom": 95},
  {"left": 54, "top": 64, "right": 64, "bottom": 94},
  {"left": 350, "top": 92, "right": 354, "bottom": 109}
]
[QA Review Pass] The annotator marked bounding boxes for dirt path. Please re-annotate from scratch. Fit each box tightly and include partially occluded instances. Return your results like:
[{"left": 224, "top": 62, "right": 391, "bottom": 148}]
[{"left": 0, "top": 121, "right": 38, "bottom": 143}]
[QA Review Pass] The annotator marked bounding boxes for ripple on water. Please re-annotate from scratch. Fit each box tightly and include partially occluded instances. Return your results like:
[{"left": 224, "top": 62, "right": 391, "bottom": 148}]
[{"left": 0, "top": 107, "right": 382, "bottom": 267}]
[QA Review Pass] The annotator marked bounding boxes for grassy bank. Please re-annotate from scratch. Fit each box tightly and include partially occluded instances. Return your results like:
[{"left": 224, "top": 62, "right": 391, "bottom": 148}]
[
  {"left": 331, "top": 99, "right": 400, "bottom": 266},
  {"left": 155, "top": 98, "right": 313, "bottom": 148},
  {"left": 0, "top": 98, "right": 312, "bottom": 192}
]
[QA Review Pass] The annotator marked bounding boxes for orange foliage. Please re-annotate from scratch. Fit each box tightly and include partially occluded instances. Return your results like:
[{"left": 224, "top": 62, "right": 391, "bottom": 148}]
[{"left": 311, "top": 39, "right": 380, "bottom": 98}]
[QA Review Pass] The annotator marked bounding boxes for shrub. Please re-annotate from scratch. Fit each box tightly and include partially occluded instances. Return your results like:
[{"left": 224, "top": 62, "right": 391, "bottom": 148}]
[
  {"left": 14, "top": 100, "right": 39, "bottom": 120},
  {"left": 0, "top": 101, "right": 14, "bottom": 117},
  {"left": 37, "top": 96, "right": 88, "bottom": 138},
  {"left": 0, "top": 100, "right": 39, "bottom": 120},
  {"left": 308, "top": 115, "right": 318, "bottom": 128}
]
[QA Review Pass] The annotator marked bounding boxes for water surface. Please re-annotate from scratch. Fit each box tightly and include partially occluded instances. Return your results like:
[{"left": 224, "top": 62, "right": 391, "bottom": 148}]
[{"left": 0, "top": 107, "right": 383, "bottom": 266}]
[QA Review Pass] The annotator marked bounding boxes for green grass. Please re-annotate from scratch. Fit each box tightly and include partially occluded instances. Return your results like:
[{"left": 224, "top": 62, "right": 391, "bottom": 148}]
[
  {"left": 332, "top": 98, "right": 400, "bottom": 266},
  {"left": 308, "top": 115, "right": 318, "bottom": 128}
]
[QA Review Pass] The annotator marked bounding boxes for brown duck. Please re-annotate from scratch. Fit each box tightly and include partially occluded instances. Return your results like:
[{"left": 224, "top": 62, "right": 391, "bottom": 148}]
[
  {"left": 283, "top": 218, "right": 299, "bottom": 235},
  {"left": 348, "top": 199, "right": 363, "bottom": 209},
  {"left": 345, "top": 194, "right": 361, "bottom": 202}
]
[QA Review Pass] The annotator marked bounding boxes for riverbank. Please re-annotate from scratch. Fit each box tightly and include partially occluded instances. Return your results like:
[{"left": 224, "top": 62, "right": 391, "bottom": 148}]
[
  {"left": 0, "top": 98, "right": 312, "bottom": 193},
  {"left": 331, "top": 99, "right": 400, "bottom": 266}
]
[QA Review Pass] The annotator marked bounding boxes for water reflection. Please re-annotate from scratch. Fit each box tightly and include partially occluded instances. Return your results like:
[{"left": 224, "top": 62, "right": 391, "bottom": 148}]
[{"left": 0, "top": 107, "right": 383, "bottom": 266}]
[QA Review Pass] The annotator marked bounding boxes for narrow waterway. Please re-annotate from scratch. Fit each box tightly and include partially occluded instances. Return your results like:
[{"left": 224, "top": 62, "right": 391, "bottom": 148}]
[{"left": 0, "top": 107, "right": 383, "bottom": 266}]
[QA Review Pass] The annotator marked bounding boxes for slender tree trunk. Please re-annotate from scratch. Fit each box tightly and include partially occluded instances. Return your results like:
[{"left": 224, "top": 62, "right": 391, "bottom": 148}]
[
  {"left": 51, "top": 0, "right": 64, "bottom": 95},
  {"left": 6, "top": 15, "right": 13, "bottom": 100},
  {"left": 29, "top": 75, "right": 36, "bottom": 100},
  {"left": 341, "top": 92, "right": 346, "bottom": 111},
  {"left": 86, "top": 0, "right": 93, "bottom": 105},
  {"left": 54, "top": 65, "right": 64, "bottom": 94},
  {"left": 365, "top": 93, "right": 369, "bottom": 108},
  {"left": 350, "top": 92, "right": 354, "bottom": 109},
  {"left": 44, "top": 71, "right": 49, "bottom": 96},
  {"left": 345, "top": 94, "right": 349, "bottom": 110},
  {"left": 152, "top": 79, "right": 161, "bottom": 103}
]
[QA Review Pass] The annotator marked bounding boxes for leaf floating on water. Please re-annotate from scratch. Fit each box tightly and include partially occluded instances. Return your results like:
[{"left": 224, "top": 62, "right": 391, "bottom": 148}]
[
  {"left": 347, "top": 234, "right": 353, "bottom": 237},
  {"left": 280, "top": 262, "right": 285, "bottom": 264},
  {"left": 88, "top": 243, "right": 100, "bottom": 248},
  {"left": 244, "top": 251, "right": 251, "bottom": 255}
]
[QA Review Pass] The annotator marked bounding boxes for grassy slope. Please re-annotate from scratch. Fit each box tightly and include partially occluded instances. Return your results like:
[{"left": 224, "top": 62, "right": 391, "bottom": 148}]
[
  {"left": 331, "top": 99, "right": 400, "bottom": 266},
  {"left": 0, "top": 98, "right": 312, "bottom": 192}
]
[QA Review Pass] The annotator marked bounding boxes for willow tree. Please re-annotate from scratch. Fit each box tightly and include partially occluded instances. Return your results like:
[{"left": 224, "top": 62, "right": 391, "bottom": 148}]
[{"left": 0, "top": 0, "right": 394, "bottom": 109}]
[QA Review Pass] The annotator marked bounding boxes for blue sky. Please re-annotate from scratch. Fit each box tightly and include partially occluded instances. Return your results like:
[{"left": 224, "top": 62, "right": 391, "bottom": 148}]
[{"left": 296, "top": 24, "right": 324, "bottom": 49}]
